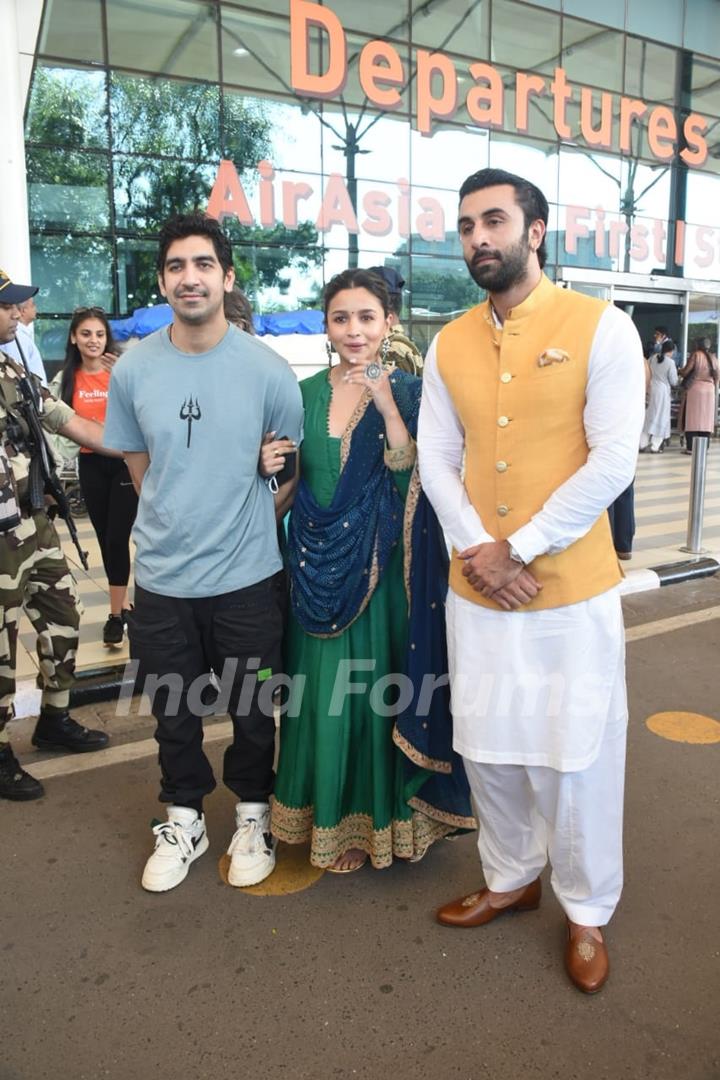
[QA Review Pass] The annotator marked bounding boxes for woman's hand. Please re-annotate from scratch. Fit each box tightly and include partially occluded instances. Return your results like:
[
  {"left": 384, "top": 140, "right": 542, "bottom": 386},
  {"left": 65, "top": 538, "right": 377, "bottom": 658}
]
[
  {"left": 343, "top": 360, "right": 413, "bottom": 450},
  {"left": 101, "top": 351, "right": 119, "bottom": 373},
  {"left": 342, "top": 359, "right": 398, "bottom": 421},
  {"left": 259, "top": 430, "right": 297, "bottom": 478}
]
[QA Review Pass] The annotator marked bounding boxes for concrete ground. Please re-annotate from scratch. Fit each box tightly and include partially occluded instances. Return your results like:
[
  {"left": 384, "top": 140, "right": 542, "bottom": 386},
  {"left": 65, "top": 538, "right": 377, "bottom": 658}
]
[{"left": 3, "top": 577, "right": 719, "bottom": 1080}]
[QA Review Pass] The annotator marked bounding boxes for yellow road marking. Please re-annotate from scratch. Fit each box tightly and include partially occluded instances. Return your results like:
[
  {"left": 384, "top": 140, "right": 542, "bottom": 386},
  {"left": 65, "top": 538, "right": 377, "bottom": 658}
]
[
  {"left": 645, "top": 711, "right": 720, "bottom": 744},
  {"left": 626, "top": 605, "right": 720, "bottom": 642}
]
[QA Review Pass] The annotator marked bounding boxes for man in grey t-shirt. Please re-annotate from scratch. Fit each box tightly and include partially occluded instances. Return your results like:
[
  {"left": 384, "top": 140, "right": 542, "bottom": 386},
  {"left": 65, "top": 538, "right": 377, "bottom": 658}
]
[{"left": 104, "top": 213, "right": 303, "bottom": 893}]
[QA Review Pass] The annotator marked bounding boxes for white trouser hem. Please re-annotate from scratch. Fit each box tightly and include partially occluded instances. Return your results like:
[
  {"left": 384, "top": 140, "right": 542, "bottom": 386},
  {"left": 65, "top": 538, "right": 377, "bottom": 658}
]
[
  {"left": 559, "top": 900, "right": 617, "bottom": 928},
  {"left": 482, "top": 868, "right": 545, "bottom": 893}
]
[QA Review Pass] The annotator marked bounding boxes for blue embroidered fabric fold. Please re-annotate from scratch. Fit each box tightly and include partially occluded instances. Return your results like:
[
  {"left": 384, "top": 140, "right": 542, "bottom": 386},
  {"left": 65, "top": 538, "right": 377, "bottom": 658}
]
[{"left": 289, "top": 372, "right": 419, "bottom": 636}]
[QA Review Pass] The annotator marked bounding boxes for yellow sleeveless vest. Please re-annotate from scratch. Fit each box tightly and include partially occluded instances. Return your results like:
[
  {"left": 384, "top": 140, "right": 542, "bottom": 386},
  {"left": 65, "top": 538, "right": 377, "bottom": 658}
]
[{"left": 436, "top": 274, "right": 622, "bottom": 611}]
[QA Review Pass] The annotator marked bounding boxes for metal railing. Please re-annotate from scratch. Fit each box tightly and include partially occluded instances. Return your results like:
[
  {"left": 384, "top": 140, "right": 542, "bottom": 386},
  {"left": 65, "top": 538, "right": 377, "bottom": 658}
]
[{"left": 680, "top": 436, "right": 709, "bottom": 555}]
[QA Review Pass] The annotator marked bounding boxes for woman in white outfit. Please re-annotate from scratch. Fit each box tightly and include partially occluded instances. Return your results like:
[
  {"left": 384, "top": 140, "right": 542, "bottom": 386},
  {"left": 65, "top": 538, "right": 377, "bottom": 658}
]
[{"left": 640, "top": 340, "right": 677, "bottom": 453}]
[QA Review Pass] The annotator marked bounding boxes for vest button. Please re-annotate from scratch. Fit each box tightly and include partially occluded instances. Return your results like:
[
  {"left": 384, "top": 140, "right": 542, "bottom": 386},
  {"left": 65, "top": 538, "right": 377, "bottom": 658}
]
[
  {"left": 496, "top": 461, "right": 508, "bottom": 472},
  {"left": 497, "top": 416, "right": 510, "bottom": 427},
  {"left": 500, "top": 372, "right": 512, "bottom": 383},
  {"left": 497, "top": 504, "right": 510, "bottom": 516}
]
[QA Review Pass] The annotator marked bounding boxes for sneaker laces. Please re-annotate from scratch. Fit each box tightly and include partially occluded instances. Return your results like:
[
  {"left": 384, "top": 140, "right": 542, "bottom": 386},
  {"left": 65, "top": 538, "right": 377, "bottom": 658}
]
[
  {"left": 227, "top": 816, "right": 267, "bottom": 857},
  {"left": 151, "top": 819, "right": 196, "bottom": 861}
]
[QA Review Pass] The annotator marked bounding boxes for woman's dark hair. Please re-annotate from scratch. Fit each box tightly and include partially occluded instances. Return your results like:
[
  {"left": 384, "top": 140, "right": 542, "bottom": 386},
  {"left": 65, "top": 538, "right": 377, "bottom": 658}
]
[
  {"left": 691, "top": 338, "right": 711, "bottom": 362},
  {"left": 458, "top": 167, "right": 549, "bottom": 269},
  {"left": 59, "top": 307, "right": 116, "bottom": 405},
  {"left": 156, "top": 212, "right": 233, "bottom": 277},
  {"left": 224, "top": 286, "right": 255, "bottom": 334},
  {"left": 657, "top": 340, "right": 674, "bottom": 363},
  {"left": 642, "top": 340, "right": 655, "bottom": 360},
  {"left": 323, "top": 269, "right": 391, "bottom": 320}
]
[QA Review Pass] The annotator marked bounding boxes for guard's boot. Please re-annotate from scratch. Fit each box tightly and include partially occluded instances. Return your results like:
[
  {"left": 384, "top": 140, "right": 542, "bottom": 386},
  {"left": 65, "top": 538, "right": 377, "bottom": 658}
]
[
  {"left": 0, "top": 745, "right": 44, "bottom": 801},
  {"left": 31, "top": 710, "right": 109, "bottom": 753}
]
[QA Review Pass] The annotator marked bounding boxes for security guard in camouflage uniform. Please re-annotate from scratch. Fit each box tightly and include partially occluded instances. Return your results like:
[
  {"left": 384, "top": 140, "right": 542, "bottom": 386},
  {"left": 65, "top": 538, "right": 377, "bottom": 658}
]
[
  {"left": 0, "top": 270, "right": 112, "bottom": 801},
  {"left": 367, "top": 266, "right": 424, "bottom": 376}
]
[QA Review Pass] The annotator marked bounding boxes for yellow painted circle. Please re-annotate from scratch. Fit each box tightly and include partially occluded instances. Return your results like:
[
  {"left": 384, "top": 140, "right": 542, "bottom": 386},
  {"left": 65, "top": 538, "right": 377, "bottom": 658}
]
[
  {"left": 645, "top": 711, "right": 720, "bottom": 745},
  {"left": 218, "top": 842, "right": 325, "bottom": 895}
]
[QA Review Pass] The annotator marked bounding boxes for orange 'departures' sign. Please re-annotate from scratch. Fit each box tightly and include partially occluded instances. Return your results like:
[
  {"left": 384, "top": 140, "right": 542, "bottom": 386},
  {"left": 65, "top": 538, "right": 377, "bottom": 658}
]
[{"left": 289, "top": 0, "right": 709, "bottom": 168}]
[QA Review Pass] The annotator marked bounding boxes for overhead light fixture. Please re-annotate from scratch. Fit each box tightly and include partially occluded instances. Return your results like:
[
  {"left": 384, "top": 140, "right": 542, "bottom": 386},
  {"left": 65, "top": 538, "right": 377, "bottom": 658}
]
[{"left": 233, "top": 47, "right": 248, "bottom": 57}]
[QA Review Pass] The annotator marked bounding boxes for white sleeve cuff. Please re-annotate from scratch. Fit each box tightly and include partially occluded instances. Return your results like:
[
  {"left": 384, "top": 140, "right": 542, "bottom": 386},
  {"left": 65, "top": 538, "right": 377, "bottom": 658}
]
[{"left": 507, "top": 521, "right": 550, "bottom": 565}]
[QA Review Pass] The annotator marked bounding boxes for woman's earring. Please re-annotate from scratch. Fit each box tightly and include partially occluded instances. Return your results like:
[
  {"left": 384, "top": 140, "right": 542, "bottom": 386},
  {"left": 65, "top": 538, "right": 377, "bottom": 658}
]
[
  {"left": 326, "top": 339, "right": 333, "bottom": 366},
  {"left": 380, "top": 337, "right": 390, "bottom": 365}
]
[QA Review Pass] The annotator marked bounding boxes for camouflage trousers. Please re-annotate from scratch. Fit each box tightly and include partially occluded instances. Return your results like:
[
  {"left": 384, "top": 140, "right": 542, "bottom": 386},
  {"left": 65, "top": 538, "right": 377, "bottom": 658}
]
[{"left": 0, "top": 511, "right": 81, "bottom": 744}]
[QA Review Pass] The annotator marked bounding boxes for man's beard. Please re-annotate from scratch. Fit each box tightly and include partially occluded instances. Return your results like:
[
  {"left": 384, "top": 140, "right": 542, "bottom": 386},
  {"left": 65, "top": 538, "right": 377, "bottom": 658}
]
[{"left": 466, "top": 234, "right": 531, "bottom": 293}]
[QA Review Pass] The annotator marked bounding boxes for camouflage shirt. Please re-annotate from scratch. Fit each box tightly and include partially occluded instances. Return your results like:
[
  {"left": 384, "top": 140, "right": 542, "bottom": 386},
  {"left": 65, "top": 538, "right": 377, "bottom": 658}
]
[
  {"left": 0, "top": 350, "right": 74, "bottom": 531},
  {"left": 386, "top": 324, "right": 424, "bottom": 376}
]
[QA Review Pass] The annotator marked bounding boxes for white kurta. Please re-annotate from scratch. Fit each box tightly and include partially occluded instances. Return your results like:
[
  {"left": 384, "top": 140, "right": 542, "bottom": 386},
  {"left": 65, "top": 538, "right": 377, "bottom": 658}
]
[
  {"left": 642, "top": 357, "right": 678, "bottom": 440},
  {"left": 418, "top": 302, "right": 645, "bottom": 772}
]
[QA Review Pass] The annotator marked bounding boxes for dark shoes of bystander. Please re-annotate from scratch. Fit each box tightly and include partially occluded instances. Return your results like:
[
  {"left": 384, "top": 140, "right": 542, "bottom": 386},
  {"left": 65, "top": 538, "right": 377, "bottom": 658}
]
[
  {"left": 31, "top": 710, "right": 109, "bottom": 753},
  {"left": 0, "top": 745, "right": 44, "bottom": 801}
]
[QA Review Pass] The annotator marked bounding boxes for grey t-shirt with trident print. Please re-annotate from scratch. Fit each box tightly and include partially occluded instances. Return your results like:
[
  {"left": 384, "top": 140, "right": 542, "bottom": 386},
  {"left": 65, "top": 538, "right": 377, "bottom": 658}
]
[{"left": 103, "top": 323, "right": 303, "bottom": 598}]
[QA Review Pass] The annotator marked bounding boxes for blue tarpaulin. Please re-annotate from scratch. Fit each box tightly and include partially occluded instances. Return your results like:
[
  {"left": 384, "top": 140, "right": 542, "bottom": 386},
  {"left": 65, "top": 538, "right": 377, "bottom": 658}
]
[{"left": 110, "top": 305, "right": 324, "bottom": 341}]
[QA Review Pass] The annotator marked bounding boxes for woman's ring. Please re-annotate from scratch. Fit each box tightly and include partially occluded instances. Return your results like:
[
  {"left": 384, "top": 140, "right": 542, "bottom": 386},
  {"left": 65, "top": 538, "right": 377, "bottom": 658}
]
[{"left": 365, "top": 362, "right": 382, "bottom": 381}]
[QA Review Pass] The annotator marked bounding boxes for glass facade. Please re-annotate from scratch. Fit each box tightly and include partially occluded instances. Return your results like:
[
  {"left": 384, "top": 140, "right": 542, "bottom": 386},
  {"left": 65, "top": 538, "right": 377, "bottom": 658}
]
[{"left": 25, "top": 0, "right": 720, "bottom": 358}]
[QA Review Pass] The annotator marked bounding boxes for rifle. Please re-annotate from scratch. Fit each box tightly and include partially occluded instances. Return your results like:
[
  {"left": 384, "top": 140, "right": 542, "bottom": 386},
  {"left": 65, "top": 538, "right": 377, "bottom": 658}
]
[{"left": 10, "top": 340, "right": 89, "bottom": 570}]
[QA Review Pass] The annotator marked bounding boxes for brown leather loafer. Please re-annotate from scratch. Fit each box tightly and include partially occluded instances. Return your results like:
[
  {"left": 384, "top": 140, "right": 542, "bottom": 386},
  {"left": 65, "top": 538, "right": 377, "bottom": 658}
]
[
  {"left": 564, "top": 922, "right": 609, "bottom": 993},
  {"left": 435, "top": 878, "right": 542, "bottom": 927}
]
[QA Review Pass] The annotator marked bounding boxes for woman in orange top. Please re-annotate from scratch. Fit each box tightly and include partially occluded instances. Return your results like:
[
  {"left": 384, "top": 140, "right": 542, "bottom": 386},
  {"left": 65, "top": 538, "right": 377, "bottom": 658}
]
[{"left": 57, "top": 308, "right": 138, "bottom": 646}]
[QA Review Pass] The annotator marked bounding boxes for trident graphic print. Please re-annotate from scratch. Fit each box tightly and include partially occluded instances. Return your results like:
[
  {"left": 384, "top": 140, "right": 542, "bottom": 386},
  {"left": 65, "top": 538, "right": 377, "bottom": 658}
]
[{"left": 179, "top": 396, "right": 201, "bottom": 447}]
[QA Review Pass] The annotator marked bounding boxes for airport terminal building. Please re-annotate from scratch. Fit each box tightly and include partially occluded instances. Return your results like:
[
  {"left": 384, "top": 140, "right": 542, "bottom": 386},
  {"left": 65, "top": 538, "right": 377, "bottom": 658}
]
[{"left": 4, "top": 0, "right": 720, "bottom": 359}]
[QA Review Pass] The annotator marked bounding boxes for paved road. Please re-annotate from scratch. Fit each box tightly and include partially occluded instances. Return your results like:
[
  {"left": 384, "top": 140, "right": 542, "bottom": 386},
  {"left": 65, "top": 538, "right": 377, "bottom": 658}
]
[{"left": 3, "top": 579, "right": 719, "bottom": 1080}]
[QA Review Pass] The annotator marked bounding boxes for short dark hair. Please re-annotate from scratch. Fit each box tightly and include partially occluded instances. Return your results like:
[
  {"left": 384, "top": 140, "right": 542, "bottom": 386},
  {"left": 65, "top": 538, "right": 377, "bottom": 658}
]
[
  {"left": 458, "top": 168, "right": 549, "bottom": 269},
  {"left": 224, "top": 286, "right": 254, "bottom": 334},
  {"left": 654, "top": 326, "right": 669, "bottom": 336},
  {"left": 156, "top": 213, "right": 233, "bottom": 276},
  {"left": 323, "top": 269, "right": 391, "bottom": 320}
]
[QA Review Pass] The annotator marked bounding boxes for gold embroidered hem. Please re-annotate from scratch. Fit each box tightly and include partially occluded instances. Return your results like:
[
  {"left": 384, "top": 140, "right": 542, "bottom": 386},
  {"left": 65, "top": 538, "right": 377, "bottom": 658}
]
[
  {"left": 392, "top": 725, "right": 452, "bottom": 774},
  {"left": 271, "top": 801, "right": 455, "bottom": 869},
  {"left": 408, "top": 795, "right": 476, "bottom": 831},
  {"left": 384, "top": 438, "right": 416, "bottom": 472}
]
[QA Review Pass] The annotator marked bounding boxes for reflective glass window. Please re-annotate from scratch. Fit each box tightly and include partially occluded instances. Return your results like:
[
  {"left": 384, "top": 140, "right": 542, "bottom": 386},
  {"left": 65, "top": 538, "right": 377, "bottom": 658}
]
[
  {"left": 561, "top": 0, "right": 624, "bottom": 30},
  {"left": 321, "top": 112, "right": 410, "bottom": 184},
  {"left": 27, "top": 149, "right": 110, "bottom": 232},
  {"left": 38, "top": 0, "right": 104, "bottom": 64},
  {"left": 558, "top": 147, "right": 622, "bottom": 215},
  {"left": 107, "top": 0, "right": 219, "bottom": 82},
  {"left": 221, "top": 9, "right": 293, "bottom": 95},
  {"left": 116, "top": 237, "right": 163, "bottom": 312},
  {"left": 34, "top": 319, "right": 72, "bottom": 366},
  {"left": 491, "top": 2, "right": 560, "bottom": 75},
  {"left": 488, "top": 133, "right": 559, "bottom": 204},
  {"left": 625, "top": 38, "right": 677, "bottom": 104},
  {"left": 25, "top": 65, "right": 108, "bottom": 149},
  {"left": 324, "top": 0, "right": 410, "bottom": 38},
  {"left": 683, "top": 0, "right": 720, "bottom": 55},
  {"left": 690, "top": 59, "right": 720, "bottom": 120},
  {"left": 113, "top": 155, "right": 219, "bottom": 231},
  {"left": 221, "top": 92, "right": 316, "bottom": 172},
  {"left": 410, "top": 126, "right": 490, "bottom": 194},
  {"left": 626, "top": 0, "right": 682, "bottom": 48},
  {"left": 620, "top": 160, "right": 673, "bottom": 224},
  {"left": 688, "top": 293, "right": 719, "bottom": 357},
  {"left": 410, "top": 0, "right": 489, "bottom": 58},
  {"left": 29, "top": 234, "right": 114, "bottom": 313},
  {"left": 561, "top": 18, "right": 624, "bottom": 94},
  {"left": 409, "top": 251, "right": 481, "bottom": 333},
  {"left": 110, "top": 75, "right": 220, "bottom": 160}
]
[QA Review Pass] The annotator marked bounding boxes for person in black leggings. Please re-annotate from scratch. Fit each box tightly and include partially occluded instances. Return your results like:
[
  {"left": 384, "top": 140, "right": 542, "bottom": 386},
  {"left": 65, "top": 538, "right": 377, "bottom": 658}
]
[{"left": 56, "top": 307, "right": 138, "bottom": 645}]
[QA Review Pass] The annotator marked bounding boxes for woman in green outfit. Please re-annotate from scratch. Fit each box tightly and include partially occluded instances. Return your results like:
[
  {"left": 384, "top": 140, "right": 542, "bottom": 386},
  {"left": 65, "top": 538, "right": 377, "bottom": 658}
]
[{"left": 263, "top": 269, "right": 472, "bottom": 872}]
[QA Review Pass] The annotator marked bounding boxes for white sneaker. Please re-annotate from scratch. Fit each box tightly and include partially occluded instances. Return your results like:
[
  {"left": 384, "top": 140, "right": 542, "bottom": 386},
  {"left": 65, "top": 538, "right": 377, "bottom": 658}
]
[
  {"left": 227, "top": 802, "right": 276, "bottom": 887},
  {"left": 141, "top": 807, "right": 209, "bottom": 893}
]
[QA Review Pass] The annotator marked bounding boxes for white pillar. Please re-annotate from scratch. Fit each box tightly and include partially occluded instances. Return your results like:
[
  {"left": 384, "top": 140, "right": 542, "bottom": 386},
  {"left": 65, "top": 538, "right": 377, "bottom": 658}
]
[{"left": 0, "top": 0, "right": 31, "bottom": 281}]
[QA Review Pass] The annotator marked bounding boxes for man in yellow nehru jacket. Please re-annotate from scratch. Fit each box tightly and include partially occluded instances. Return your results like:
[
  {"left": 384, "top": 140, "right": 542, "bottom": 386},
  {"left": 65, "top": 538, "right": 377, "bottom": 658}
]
[{"left": 418, "top": 168, "right": 644, "bottom": 994}]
